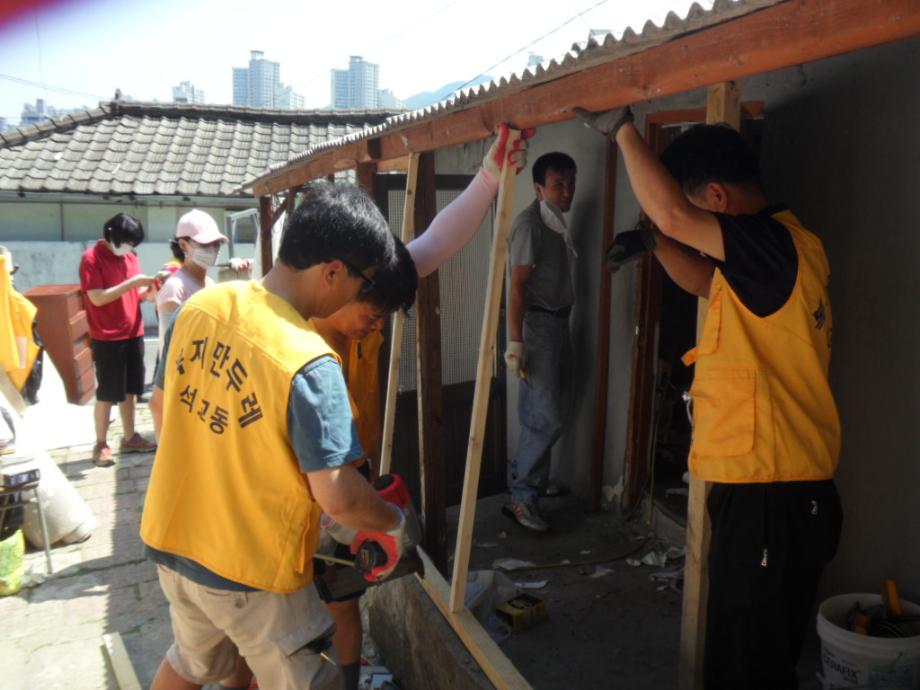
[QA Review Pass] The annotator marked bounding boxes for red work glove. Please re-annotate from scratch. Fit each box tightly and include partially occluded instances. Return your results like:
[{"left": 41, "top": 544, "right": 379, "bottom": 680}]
[{"left": 482, "top": 124, "right": 535, "bottom": 181}]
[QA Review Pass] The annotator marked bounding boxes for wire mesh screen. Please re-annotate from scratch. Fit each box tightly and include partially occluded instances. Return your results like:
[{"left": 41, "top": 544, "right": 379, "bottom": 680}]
[{"left": 387, "top": 187, "right": 493, "bottom": 390}]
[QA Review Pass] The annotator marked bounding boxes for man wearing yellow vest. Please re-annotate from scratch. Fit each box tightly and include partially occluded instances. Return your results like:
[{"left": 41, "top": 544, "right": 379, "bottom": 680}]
[
  {"left": 311, "top": 128, "right": 528, "bottom": 690},
  {"left": 577, "top": 108, "right": 843, "bottom": 689},
  {"left": 141, "top": 184, "right": 412, "bottom": 690}
]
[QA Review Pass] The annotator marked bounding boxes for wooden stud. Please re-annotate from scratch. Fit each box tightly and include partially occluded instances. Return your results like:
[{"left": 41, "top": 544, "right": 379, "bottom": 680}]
[
  {"left": 448, "top": 129, "right": 521, "bottom": 613},
  {"left": 251, "top": 0, "right": 920, "bottom": 195},
  {"left": 679, "top": 81, "right": 742, "bottom": 690},
  {"left": 417, "top": 547, "right": 531, "bottom": 690},
  {"left": 102, "top": 633, "right": 142, "bottom": 690},
  {"left": 588, "top": 141, "right": 618, "bottom": 510},
  {"left": 706, "top": 82, "right": 741, "bottom": 129},
  {"left": 356, "top": 162, "right": 377, "bottom": 196},
  {"left": 258, "top": 195, "right": 274, "bottom": 274},
  {"left": 377, "top": 156, "right": 410, "bottom": 174},
  {"left": 379, "top": 153, "right": 420, "bottom": 477},
  {"left": 413, "top": 152, "right": 448, "bottom": 573}
]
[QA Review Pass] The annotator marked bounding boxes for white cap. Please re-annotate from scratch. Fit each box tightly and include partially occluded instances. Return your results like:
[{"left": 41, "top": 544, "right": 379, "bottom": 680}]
[{"left": 176, "top": 210, "right": 227, "bottom": 244}]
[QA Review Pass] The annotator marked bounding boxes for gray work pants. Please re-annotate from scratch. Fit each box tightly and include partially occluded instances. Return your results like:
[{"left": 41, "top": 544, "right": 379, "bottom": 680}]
[{"left": 508, "top": 311, "right": 572, "bottom": 504}]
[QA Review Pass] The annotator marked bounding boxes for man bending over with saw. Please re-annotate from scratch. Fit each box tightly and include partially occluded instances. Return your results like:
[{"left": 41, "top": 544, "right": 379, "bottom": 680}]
[{"left": 141, "top": 184, "right": 414, "bottom": 690}]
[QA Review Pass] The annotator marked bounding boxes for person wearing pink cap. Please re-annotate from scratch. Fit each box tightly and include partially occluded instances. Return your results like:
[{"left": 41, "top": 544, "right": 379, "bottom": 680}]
[{"left": 156, "top": 210, "right": 248, "bottom": 356}]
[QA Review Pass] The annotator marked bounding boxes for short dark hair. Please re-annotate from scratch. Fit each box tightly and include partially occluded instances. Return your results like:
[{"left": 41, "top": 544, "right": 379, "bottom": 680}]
[
  {"left": 358, "top": 238, "right": 418, "bottom": 314},
  {"left": 532, "top": 152, "right": 577, "bottom": 185},
  {"left": 103, "top": 213, "right": 144, "bottom": 247},
  {"left": 168, "top": 238, "right": 185, "bottom": 261},
  {"left": 278, "top": 184, "right": 394, "bottom": 274},
  {"left": 660, "top": 124, "right": 760, "bottom": 195}
]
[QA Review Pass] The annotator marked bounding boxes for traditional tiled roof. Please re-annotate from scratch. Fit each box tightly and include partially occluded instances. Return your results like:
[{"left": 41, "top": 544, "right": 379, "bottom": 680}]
[
  {"left": 246, "top": 0, "right": 782, "bottom": 191},
  {"left": 0, "top": 101, "right": 399, "bottom": 197}
]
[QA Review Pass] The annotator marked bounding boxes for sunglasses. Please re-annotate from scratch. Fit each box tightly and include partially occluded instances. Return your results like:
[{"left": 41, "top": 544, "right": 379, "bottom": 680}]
[{"left": 341, "top": 259, "right": 376, "bottom": 294}]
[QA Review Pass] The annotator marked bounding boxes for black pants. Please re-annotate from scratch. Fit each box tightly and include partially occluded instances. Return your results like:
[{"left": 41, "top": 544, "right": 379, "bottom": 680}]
[{"left": 704, "top": 480, "right": 842, "bottom": 690}]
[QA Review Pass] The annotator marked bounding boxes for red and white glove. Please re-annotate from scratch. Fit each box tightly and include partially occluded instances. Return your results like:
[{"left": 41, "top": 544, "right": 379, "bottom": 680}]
[
  {"left": 350, "top": 505, "right": 408, "bottom": 582},
  {"left": 229, "top": 257, "right": 253, "bottom": 272},
  {"left": 482, "top": 124, "right": 535, "bottom": 182}
]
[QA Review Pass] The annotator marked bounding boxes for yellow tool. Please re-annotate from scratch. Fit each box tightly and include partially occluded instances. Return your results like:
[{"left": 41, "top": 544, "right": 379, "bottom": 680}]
[{"left": 883, "top": 578, "right": 903, "bottom": 618}]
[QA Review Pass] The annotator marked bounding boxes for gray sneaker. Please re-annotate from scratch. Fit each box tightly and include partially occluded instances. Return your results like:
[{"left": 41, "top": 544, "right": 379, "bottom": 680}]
[{"left": 503, "top": 501, "right": 550, "bottom": 532}]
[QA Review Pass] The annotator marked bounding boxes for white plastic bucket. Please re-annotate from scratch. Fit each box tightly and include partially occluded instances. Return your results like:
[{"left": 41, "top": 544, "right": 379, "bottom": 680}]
[{"left": 817, "top": 593, "right": 920, "bottom": 690}]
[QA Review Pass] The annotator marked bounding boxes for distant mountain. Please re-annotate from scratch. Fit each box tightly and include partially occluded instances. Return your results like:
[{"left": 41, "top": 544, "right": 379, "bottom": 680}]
[{"left": 404, "top": 75, "right": 494, "bottom": 110}]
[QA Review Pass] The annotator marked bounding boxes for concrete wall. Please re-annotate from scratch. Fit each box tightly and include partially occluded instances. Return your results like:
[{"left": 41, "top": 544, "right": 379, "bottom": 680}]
[
  {"left": 619, "top": 38, "right": 920, "bottom": 600},
  {"left": 0, "top": 199, "right": 245, "bottom": 243},
  {"left": 750, "top": 39, "right": 920, "bottom": 601}
]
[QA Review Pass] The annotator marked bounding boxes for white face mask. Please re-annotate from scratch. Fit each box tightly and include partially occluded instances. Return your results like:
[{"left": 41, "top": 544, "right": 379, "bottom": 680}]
[
  {"left": 110, "top": 242, "right": 132, "bottom": 257},
  {"left": 189, "top": 245, "right": 220, "bottom": 269},
  {"left": 539, "top": 199, "right": 568, "bottom": 234},
  {"left": 539, "top": 200, "right": 578, "bottom": 259}
]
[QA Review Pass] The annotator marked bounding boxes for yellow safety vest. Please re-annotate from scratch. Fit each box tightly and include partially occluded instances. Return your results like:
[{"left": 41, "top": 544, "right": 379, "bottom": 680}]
[
  {"left": 683, "top": 210, "right": 840, "bottom": 483},
  {"left": 141, "top": 281, "right": 337, "bottom": 592},
  {"left": 343, "top": 331, "right": 383, "bottom": 466}
]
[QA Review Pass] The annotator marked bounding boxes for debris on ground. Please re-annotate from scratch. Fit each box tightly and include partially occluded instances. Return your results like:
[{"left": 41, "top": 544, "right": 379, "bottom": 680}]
[
  {"left": 514, "top": 579, "right": 549, "bottom": 590},
  {"left": 493, "top": 557, "right": 537, "bottom": 572},
  {"left": 649, "top": 566, "right": 684, "bottom": 593},
  {"left": 626, "top": 546, "right": 685, "bottom": 568}
]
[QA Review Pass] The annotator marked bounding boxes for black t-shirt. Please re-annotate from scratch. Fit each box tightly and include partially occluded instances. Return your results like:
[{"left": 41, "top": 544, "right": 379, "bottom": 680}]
[{"left": 713, "top": 206, "right": 798, "bottom": 318}]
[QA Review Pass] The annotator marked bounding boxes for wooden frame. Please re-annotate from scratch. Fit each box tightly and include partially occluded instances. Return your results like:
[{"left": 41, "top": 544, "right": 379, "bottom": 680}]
[
  {"left": 375, "top": 130, "right": 531, "bottom": 689},
  {"left": 413, "top": 152, "right": 449, "bottom": 572},
  {"left": 588, "top": 140, "right": 618, "bottom": 510},
  {"left": 379, "top": 154, "right": 420, "bottom": 476}
]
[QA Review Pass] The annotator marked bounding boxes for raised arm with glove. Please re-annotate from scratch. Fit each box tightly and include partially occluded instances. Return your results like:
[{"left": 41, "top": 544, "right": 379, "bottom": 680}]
[
  {"left": 606, "top": 220, "right": 657, "bottom": 273},
  {"left": 408, "top": 124, "right": 533, "bottom": 278}
]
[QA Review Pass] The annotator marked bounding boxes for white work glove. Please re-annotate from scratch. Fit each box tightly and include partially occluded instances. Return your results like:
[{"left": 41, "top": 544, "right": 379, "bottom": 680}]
[
  {"left": 229, "top": 257, "right": 253, "bottom": 273},
  {"left": 482, "top": 124, "right": 533, "bottom": 182},
  {"left": 574, "top": 106, "right": 634, "bottom": 141},
  {"left": 504, "top": 341, "right": 526, "bottom": 378}
]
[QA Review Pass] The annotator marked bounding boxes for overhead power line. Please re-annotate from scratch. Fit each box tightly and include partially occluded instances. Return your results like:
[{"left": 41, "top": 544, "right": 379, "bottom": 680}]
[
  {"left": 0, "top": 72, "right": 105, "bottom": 101},
  {"left": 455, "top": 0, "right": 610, "bottom": 93}
]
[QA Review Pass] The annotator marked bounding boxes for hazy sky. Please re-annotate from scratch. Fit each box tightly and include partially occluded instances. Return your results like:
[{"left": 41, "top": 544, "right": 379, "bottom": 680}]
[{"left": 0, "top": 0, "right": 701, "bottom": 122}]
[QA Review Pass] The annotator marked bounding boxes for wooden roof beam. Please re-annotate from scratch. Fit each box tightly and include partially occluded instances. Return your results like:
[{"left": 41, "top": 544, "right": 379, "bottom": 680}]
[{"left": 251, "top": 0, "right": 920, "bottom": 196}]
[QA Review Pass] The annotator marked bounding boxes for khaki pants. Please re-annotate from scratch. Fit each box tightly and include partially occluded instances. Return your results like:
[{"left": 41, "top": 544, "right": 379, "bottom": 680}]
[{"left": 157, "top": 565, "right": 344, "bottom": 690}]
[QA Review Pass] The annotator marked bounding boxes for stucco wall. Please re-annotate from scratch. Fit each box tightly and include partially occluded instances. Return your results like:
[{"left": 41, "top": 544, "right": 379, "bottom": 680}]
[{"left": 749, "top": 39, "right": 920, "bottom": 601}]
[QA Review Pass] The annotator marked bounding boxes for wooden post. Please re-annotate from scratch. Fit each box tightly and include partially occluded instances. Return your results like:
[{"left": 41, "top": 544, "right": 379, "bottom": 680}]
[
  {"left": 679, "top": 80, "right": 741, "bottom": 690},
  {"left": 448, "top": 129, "right": 521, "bottom": 613},
  {"left": 706, "top": 81, "right": 741, "bottom": 130},
  {"left": 356, "top": 162, "right": 376, "bottom": 196},
  {"left": 258, "top": 195, "right": 274, "bottom": 274},
  {"left": 379, "top": 153, "right": 420, "bottom": 476},
  {"left": 413, "top": 152, "right": 448, "bottom": 573},
  {"left": 588, "top": 141, "right": 618, "bottom": 511}
]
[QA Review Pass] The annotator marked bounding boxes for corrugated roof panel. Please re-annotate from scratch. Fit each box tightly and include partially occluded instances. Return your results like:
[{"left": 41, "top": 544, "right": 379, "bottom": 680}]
[{"left": 246, "top": 0, "right": 783, "bottom": 191}]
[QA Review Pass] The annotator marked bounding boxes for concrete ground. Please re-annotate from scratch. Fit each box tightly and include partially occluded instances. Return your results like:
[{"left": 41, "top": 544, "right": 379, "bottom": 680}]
[
  {"left": 447, "top": 494, "right": 684, "bottom": 689},
  {"left": 448, "top": 494, "right": 825, "bottom": 690}
]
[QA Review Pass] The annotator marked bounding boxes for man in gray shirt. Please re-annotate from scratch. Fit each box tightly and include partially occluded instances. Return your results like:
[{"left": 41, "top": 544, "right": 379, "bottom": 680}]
[{"left": 504, "top": 152, "right": 577, "bottom": 532}]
